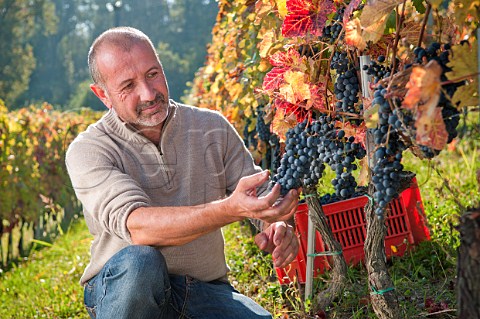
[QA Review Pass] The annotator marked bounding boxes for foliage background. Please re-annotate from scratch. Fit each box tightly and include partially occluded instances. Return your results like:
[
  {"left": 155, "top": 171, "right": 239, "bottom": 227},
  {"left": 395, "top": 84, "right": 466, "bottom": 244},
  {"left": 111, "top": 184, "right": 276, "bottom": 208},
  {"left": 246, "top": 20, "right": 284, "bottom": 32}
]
[{"left": 0, "top": 0, "right": 219, "bottom": 110}]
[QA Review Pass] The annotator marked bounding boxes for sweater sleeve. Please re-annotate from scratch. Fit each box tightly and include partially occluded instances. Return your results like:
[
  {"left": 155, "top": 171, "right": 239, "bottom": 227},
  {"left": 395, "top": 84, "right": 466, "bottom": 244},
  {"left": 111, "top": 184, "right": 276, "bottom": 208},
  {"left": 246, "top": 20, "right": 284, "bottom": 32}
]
[
  {"left": 219, "top": 114, "right": 270, "bottom": 232},
  {"left": 65, "top": 136, "right": 151, "bottom": 243}
]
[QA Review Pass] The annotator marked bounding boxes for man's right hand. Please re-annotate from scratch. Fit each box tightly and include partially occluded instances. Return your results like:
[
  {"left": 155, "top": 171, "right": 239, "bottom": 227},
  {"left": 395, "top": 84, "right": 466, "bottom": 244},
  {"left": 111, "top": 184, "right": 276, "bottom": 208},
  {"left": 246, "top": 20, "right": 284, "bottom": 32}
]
[{"left": 226, "top": 170, "right": 299, "bottom": 224}]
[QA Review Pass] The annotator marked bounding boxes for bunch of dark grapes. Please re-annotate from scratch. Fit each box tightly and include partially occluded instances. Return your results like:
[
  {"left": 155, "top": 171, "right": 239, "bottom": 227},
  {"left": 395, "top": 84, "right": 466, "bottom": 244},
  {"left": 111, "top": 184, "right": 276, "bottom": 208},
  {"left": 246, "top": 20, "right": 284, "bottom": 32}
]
[
  {"left": 256, "top": 108, "right": 271, "bottom": 143},
  {"left": 298, "top": 44, "right": 320, "bottom": 58},
  {"left": 321, "top": 7, "right": 345, "bottom": 44},
  {"left": 269, "top": 134, "right": 281, "bottom": 174},
  {"left": 272, "top": 119, "right": 327, "bottom": 195},
  {"left": 370, "top": 87, "right": 408, "bottom": 217},
  {"left": 273, "top": 114, "right": 366, "bottom": 199},
  {"left": 362, "top": 55, "right": 391, "bottom": 84},
  {"left": 331, "top": 51, "right": 360, "bottom": 114}
]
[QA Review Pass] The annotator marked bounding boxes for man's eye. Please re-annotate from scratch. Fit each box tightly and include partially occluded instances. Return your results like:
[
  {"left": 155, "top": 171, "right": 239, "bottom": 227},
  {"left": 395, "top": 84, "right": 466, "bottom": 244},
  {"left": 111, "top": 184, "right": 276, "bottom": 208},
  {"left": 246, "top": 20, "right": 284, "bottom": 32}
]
[
  {"left": 147, "top": 72, "right": 158, "bottom": 79},
  {"left": 123, "top": 83, "right": 134, "bottom": 90}
]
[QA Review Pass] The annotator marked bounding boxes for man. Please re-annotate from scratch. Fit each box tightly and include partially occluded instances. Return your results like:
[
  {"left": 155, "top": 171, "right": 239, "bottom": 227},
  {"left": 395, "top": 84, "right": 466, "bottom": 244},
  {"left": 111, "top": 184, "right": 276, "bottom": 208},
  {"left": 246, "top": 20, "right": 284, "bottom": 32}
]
[{"left": 66, "top": 26, "right": 299, "bottom": 319}]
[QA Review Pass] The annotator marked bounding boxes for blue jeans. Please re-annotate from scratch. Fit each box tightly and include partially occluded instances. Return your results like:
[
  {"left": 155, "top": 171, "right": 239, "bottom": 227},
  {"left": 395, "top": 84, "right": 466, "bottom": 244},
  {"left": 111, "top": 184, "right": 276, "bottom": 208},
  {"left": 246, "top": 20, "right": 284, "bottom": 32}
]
[{"left": 84, "top": 245, "right": 273, "bottom": 319}]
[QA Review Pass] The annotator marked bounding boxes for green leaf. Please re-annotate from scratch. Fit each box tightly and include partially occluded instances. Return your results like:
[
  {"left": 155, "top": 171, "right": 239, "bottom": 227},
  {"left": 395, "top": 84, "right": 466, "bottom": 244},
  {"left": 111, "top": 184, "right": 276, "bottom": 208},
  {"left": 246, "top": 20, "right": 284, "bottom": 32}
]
[
  {"left": 364, "top": 104, "right": 380, "bottom": 128},
  {"left": 412, "top": 0, "right": 426, "bottom": 14}
]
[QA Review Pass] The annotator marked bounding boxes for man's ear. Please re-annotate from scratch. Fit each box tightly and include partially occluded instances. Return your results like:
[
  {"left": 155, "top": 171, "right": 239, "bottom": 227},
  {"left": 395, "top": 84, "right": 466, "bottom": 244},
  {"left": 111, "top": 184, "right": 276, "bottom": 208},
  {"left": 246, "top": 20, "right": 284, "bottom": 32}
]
[{"left": 90, "top": 83, "right": 112, "bottom": 109}]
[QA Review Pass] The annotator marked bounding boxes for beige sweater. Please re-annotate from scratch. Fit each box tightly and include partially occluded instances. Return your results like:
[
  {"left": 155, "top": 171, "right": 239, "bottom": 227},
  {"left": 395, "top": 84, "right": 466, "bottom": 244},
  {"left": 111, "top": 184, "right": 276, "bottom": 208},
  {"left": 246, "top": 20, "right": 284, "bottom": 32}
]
[{"left": 66, "top": 101, "right": 264, "bottom": 285}]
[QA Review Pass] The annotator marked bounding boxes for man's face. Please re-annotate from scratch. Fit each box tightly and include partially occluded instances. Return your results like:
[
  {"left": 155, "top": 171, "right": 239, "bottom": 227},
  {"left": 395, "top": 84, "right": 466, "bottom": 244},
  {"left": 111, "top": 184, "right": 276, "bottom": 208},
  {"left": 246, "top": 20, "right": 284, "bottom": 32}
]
[{"left": 91, "top": 41, "right": 170, "bottom": 131}]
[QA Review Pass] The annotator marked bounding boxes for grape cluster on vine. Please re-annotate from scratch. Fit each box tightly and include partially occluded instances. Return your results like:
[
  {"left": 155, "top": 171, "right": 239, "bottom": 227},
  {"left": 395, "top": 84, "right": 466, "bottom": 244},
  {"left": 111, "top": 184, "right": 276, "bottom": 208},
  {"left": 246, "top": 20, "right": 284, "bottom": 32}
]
[
  {"left": 321, "top": 7, "right": 345, "bottom": 44},
  {"left": 331, "top": 51, "right": 360, "bottom": 114},
  {"left": 272, "top": 114, "right": 366, "bottom": 200},
  {"left": 370, "top": 86, "right": 409, "bottom": 216}
]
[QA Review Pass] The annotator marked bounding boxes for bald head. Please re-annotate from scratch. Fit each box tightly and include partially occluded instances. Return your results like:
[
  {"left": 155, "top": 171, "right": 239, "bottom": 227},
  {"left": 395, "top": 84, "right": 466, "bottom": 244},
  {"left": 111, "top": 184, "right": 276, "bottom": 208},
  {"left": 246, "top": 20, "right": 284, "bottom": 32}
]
[{"left": 88, "top": 27, "right": 158, "bottom": 87}]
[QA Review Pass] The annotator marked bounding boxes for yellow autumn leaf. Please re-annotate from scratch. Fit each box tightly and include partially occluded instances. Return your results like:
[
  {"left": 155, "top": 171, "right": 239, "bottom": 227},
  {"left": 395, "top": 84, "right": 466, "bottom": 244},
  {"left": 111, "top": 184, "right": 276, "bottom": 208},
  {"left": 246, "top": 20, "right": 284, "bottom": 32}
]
[
  {"left": 227, "top": 82, "right": 244, "bottom": 101},
  {"left": 446, "top": 42, "right": 478, "bottom": 80},
  {"left": 258, "top": 59, "right": 271, "bottom": 72},
  {"left": 364, "top": 104, "right": 380, "bottom": 128},
  {"left": 279, "top": 70, "right": 311, "bottom": 104},
  {"left": 359, "top": 0, "right": 403, "bottom": 44},
  {"left": 258, "top": 29, "right": 275, "bottom": 58},
  {"left": 452, "top": 80, "right": 479, "bottom": 107},
  {"left": 272, "top": 110, "right": 297, "bottom": 142},
  {"left": 428, "top": 0, "right": 443, "bottom": 9},
  {"left": 415, "top": 106, "right": 448, "bottom": 151},
  {"left": 276, "top": 0, "right": 288, "bottom": 18}
]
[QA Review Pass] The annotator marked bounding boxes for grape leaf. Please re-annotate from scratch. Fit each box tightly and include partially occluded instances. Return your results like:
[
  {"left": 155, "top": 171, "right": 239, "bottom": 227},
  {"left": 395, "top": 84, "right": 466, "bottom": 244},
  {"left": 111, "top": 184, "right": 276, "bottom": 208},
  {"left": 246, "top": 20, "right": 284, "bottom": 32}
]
[
  {"left": 271, "top": 108, "right": 298, "bottom": 141},
  {"left": 345, "top": 18, "right": 367, "bottom": 51},
  {"left": 359, "top": 0, "right": 403, "bottom": 44},
  {"left": 263, "top": 67, "right": 288, "bottom": 92},
  {"left": 258, "top": 29, "right": 276, "bottom": 58},
  {"left": 276, "top": 0, "right": 288, "bottom": 18},
  {"left": 357, "top": 157, "right": 370, "bottom": 186},
  {"left": 446, "top": 42, "right": 478, "bottom": 81},
  {"left": 415, "top": 106, "right": 448, "bottom": 151},
  {"left": 306, "top": 83, "right": 327, "bottom": 112},
  {"left": 452, "top": 80, "right": 479, "bottom": 108},
  {"left": 281, "top": 0, "right": 335, "bottom": 38},
  {"left": 412, "top": 0, "right": 426, "bottom": 14},
  {"left": 279, "top": 70, "right": 311, "bottom": 104},
  {"left": 268, "top": 48, "right": 302, "bottom": 68},
  {"left": 402, "top": 60, "right": 442, "bottom": 110},
  {"left": 364, "top": 103, "right": 380, "bottom": 128}
]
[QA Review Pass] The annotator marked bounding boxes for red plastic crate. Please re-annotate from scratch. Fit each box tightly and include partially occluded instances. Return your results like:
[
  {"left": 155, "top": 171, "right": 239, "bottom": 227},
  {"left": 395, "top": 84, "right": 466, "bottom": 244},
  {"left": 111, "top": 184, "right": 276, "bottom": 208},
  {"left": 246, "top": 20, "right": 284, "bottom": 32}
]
[{"left": 276, "top": 178, "right": 430, "bottom": 285}]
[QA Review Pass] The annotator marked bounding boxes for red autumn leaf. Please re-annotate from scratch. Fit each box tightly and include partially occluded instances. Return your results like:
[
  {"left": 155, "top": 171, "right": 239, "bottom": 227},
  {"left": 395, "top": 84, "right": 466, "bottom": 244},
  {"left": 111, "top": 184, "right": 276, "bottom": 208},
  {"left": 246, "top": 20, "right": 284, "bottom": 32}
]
[
  {"left": 274, "top": 99, "right": 310, "bottom": 123},
  {"left": 282, "top": 0, "right": 335, "bottom": 38},
  {"left": 307, "top": 83, "right": 328, "bottom": 112},
  {"left": 268, "top": 48, "right": 302, "bottom": 67},
  {"left": 415, "top": 106, "right": 449, "bottom": 151},
  {"left": 262, "top": 67, "right": 289, "bottom": 92}
]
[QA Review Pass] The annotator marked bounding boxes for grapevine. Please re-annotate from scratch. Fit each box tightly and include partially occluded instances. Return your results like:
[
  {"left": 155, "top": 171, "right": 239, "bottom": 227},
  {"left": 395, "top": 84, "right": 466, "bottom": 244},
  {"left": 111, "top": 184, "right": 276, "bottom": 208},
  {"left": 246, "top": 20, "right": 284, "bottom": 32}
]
[{"left": 189, "top": 0, "right": 479, "bottom": 316}]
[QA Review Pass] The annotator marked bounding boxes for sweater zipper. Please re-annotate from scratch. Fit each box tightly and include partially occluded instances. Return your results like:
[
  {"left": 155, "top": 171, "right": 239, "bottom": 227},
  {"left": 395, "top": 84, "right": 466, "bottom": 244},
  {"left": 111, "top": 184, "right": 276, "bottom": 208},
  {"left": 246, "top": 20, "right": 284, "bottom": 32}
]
[{"left": 155, "top": 107, "right": 174, "bottom": 189}]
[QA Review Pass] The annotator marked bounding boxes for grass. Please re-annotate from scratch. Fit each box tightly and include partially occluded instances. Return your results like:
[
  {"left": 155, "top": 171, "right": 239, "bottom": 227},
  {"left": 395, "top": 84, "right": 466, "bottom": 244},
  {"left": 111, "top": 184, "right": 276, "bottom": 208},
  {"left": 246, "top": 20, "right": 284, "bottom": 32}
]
[
  {"left": 0, "top": 126, "right": 478, "bottom": 318},
  {"left": 0, "top": 219, "right": 91, "bottom": 319}
]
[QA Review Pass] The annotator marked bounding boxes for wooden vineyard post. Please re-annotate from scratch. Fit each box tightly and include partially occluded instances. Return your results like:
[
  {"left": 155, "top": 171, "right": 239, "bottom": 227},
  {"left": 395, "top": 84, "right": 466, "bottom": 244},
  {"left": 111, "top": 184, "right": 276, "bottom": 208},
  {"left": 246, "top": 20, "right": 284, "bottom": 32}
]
[
  {"left": 304, "top": 187, "right": 348, "bottom": 312},
  {"left": 359, "top": 56, "right": 401, "bottom": 318},
  {"left": 457, "top": 207, "right": 480, "bottom": 318}
]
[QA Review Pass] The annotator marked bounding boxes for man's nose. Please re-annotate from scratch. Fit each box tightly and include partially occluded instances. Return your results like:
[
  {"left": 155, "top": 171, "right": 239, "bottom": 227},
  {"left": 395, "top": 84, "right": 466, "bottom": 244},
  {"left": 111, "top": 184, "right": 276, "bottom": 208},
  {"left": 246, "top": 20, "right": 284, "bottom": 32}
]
[{"left": 139, "top": 81, "right": 156, "bottom": 102}]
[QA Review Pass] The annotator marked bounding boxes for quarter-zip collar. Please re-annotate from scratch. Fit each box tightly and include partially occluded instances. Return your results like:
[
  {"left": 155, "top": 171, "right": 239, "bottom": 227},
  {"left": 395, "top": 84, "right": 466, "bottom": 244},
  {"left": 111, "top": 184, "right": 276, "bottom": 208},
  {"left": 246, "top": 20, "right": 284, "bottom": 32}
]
[{"left": 102, "top": 100, "right": 177, "bottom": 149}]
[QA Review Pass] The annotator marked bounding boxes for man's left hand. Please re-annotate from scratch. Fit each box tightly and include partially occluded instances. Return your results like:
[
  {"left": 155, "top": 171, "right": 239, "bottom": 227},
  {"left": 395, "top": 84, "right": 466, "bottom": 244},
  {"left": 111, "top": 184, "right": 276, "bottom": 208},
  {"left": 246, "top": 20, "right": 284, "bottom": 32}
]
[{"left": 254, "top": 221, "right": 299, "bottom": 268}]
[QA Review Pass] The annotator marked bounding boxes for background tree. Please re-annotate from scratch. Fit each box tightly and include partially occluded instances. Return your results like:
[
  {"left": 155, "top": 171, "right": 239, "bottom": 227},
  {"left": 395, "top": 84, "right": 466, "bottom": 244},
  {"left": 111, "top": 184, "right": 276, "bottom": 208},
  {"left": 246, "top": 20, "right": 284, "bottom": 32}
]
[
  {"left": 3, "top": 0, "right": 218, "bottom": 110},
  {"left": 0, "top": 0, "right": 57, "bottom": 107}
]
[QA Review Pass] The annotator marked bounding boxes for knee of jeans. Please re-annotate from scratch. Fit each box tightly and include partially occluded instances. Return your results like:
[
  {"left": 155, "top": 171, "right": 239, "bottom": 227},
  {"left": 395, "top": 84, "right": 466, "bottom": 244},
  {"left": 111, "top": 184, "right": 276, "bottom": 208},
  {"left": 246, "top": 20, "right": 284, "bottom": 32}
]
[{"left": 114, "top": 245, "right": 168, "bottom": 285}]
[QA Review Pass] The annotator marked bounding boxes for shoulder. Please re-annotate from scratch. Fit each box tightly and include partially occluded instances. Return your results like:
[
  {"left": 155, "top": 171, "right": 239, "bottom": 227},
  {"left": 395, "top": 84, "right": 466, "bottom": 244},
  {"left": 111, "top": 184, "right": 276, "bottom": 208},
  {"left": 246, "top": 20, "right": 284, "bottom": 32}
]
[
  {"left": 174, "top": 102, "right": 230, "bottom": 126},
  {"left": 65, "top": 112, "right": 117, "bottom": 162}
]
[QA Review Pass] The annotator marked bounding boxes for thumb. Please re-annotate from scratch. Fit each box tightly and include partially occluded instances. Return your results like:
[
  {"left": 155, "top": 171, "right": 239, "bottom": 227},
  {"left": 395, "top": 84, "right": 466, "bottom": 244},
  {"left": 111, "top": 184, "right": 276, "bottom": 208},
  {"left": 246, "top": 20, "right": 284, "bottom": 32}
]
[
  {"left": 236, "top": 170, "right": 269, "bottom": 192},
  {"left": 254, "top": 232, "right": 268, "bottom": 250}
]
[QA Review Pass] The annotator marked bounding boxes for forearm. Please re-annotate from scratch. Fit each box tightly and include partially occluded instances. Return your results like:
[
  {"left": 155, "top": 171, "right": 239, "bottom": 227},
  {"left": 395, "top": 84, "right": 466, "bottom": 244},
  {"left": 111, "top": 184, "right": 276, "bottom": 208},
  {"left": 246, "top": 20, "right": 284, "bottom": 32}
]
[{"left": 126, "top": 198, "right": 242, "bottom": 246}]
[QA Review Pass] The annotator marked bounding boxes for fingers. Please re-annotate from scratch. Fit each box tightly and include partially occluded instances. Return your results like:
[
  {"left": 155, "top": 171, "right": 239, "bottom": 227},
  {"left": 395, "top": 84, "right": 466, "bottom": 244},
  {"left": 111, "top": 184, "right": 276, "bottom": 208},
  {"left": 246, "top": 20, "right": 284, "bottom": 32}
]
[
  {"left": 236, "top": 170, "right": 270, "bottom": 193},
  {"left": 254, "top": 232, "right": 268, "bottom": 251},
  {"left": 256, "top": 188, "right": 299, "bottom": 223},
  {"left": 272, "top": 227, "right": 299, "bottom": 268}
]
